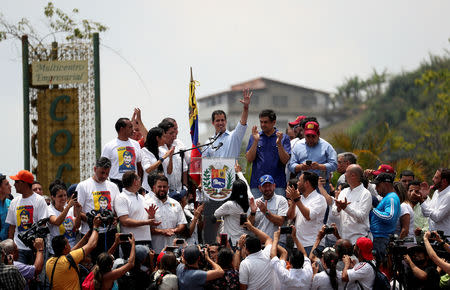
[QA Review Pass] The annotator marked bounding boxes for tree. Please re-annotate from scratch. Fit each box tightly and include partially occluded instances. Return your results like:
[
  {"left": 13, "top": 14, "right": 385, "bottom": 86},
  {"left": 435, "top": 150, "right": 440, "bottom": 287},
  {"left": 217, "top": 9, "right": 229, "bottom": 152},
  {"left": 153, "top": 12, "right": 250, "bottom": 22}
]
[
  {"left": 406, "top": 68, "right": 450, "bottom": 171},
  {"left": 0, "top": 2, "right": 107, "bottom": 50}
]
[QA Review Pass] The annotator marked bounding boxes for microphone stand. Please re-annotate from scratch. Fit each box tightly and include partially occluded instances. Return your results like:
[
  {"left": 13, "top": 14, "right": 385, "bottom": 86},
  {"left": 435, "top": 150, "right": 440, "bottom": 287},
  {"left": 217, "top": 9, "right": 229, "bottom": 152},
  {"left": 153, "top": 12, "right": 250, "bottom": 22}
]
[{"left": 173, "top": 133, "right": 223, "bottom": 191}]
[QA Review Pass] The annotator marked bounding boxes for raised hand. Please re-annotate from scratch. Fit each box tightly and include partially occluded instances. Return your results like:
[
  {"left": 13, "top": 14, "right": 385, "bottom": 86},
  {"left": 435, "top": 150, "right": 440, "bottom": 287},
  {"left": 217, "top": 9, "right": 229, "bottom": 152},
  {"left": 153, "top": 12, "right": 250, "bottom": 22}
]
[
  {"left": 249, "top": 197, "right": 257, "bottom": 213},
  {"left": 251, "top": 126, "right": 260, "bottom": 142},
  {"left": 240, "top": 88, "right": 252, "bottom": 108},
  {"left": 146, "top": 204, "right": 158, "bottom": 219},
  {"left": 276, "top": 131, "right": 283, "bottom": 145}
]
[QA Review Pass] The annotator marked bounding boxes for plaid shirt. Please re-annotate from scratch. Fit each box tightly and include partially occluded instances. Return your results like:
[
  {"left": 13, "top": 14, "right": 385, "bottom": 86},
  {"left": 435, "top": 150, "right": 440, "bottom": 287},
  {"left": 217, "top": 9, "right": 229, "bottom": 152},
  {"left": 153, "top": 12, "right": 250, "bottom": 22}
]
[{"left": 0, "top": 263, "right": 26, "bottom": 290}]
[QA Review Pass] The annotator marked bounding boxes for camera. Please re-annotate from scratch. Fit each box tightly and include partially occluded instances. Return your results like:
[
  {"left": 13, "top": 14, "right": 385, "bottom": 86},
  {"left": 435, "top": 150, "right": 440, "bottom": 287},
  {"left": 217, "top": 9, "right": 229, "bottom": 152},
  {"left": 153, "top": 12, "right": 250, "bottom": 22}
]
[
  {"left": 119, "top": 233, "right": 132, "bottom": 241},
  {"left": 240, "top": 213, "right": 247, "bottom": 225},
  {"left": 280, "top": 226, "right": 292, "bottom": 234},
  {"left": 387, "top": 235, "right": 408, "bottom": 258},
  {"left": 324, "top": 226, "right": 335, "bottom": 235},
  {"left": 18, "top": 217, "right": 50, "bottom": 250},
  {"left": 86, "top": 209, "right": 115, "bottom": 229},
  {"left": 306, "top": 160, "right": 312, "bottom": 166}
]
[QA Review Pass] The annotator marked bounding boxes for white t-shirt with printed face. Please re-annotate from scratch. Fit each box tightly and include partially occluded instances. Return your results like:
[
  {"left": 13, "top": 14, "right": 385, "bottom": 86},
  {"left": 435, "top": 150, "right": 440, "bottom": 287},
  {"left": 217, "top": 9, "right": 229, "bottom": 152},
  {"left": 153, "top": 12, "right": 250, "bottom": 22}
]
[
  {"left": 47, "top": 205, "right": 77, "bottom": 253},
  {"left": 6, "top": 193, "right": 49, "bottom": 250},
  {"left": 101, "top": 138, "right": 143, "bottom": 180},
  {"left": 147, "top": 197, "right": 187, "bottom": 253},
  {"left": 76, "top": 177, "right": 119, "bottom": 234},
  {"left": 115, "top": 189, "right": 151, "bottom": 241}
]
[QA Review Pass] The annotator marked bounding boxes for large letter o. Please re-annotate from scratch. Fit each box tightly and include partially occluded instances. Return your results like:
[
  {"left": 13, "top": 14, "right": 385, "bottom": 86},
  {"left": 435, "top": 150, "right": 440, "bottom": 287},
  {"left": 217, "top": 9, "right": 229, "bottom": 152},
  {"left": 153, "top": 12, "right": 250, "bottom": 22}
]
[{"left": 49, "top": 129, "right": 72, "bottom": 156}]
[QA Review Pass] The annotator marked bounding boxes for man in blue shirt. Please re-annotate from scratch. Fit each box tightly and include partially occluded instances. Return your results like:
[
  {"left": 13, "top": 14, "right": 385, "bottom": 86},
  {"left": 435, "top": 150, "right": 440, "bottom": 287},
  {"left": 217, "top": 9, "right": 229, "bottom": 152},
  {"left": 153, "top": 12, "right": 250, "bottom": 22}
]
[
  {"left": 370, "top": 172, "right": 401, "bottom": 263},
  {"left": 246, "top": 109, "right": 291, "bottom": 198},
  {"left": 288, "top": 121, "right": 337, "bottom": 192},
  {"left": 203, "top": 89, "right": 252, "bottom": 159},
  {"left": 177, "top": 245, "right": 224, "bottom": 289},
  {"left": 0, "top": 174, "right": 12, "bottom": 241}
]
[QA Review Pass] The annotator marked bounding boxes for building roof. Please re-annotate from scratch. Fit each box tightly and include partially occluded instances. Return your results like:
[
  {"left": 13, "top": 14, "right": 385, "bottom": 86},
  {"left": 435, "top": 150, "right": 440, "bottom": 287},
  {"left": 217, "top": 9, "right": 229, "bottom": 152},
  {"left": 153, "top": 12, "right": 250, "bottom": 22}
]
[{"left": 198, "top": 77, "right": 329, "bottom": 100}]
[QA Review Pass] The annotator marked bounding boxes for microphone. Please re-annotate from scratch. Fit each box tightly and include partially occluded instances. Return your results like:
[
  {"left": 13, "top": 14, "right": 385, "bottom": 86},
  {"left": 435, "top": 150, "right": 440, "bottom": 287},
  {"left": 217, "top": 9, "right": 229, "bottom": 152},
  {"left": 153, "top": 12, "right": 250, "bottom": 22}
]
[
  {"left": 214, "top": 131, "right": 224, "bottom": 140},
  {"left": 213, "top": 142, "right": 224, "bottom": 150}
]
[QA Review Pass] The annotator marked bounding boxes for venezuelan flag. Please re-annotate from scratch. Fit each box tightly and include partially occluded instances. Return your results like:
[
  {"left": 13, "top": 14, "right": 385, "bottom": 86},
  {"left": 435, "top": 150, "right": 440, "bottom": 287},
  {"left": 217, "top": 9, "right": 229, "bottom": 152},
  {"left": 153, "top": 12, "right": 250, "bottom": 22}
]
[{"left": 189, "top": 67, "right": 201, "bottom": 185}]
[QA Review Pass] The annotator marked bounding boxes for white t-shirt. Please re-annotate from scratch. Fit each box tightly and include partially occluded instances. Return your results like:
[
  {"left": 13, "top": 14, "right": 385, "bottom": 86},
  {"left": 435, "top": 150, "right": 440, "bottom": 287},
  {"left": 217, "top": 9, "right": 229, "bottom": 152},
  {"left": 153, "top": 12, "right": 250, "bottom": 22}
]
[
  {"left": 396, "top": 202, "right": 415, "bottom": 241},
  {"left": 294, "top": 190, "right": 327, "bottom": 247},
  {"left": 214, "top": 200, "right": 249, "bottom": 245},
  {"left": 141, "top": 147, "right": 169, "bottom": 193},
  {"left": 76, "top": 177, "right": 120, "bottom": 234},
  {"left": 101, "top": 138, "right": 143, "bottom": 180},
  {"left": 47, "top": 204, "right": 77, "bottom": 253},
  {"left": 239, "top": 244, "right": 277, "bottom": 290},
  {"left": 6, "top": 193, "right": 49, "bottom": 250},
  {"left": 183, "top": 207, "right": 198, "bottom": 245},
  {"left": 311, "top": 269, "right": 344, "bottom": 290},
  {"left": 254, "top": 194, "right": 289, "bottom": 239},
  {"left": 147, "top": 197, "right": 187, "bottom": 253},
  {"left": 160, "top": 144, "right": 188, "bottom": 192},
  {"left": 271, "top": 256, "right": 312, "bottom": 290},
  {"left": 115, "top": 189, "right": 151, "bottom": 241},
  {"left": 346, "top": 261, "right": 375, "bottom": 290}
]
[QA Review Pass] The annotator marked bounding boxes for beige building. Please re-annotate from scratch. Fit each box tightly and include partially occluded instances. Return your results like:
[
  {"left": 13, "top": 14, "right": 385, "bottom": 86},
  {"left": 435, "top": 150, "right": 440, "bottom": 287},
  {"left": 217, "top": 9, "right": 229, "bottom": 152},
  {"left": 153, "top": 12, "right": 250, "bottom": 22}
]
[{"left": 197, "top": 77, "right": 332, "bottom": 150}]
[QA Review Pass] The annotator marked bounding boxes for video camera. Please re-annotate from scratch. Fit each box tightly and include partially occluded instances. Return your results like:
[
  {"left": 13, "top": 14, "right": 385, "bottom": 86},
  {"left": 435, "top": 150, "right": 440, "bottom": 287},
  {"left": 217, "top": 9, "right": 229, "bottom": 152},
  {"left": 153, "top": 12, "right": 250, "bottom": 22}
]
[
  {"left": 18, "top": 217, "right": 50, "bottom": 250},
  {"left": 86, "top": 209, "right": 114, "bottom": 230},
  {"left": 387, "top": 234, "right": 412, "bottom": 258}
]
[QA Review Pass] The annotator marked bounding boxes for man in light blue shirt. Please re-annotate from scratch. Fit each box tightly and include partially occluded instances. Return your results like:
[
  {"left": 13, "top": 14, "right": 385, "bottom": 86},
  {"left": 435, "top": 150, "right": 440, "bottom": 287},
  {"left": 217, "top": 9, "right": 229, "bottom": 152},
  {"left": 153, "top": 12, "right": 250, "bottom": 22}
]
[
  {"left": 202, "top": 89, "right": 252, "bottom": 243},
  {"left": 202, "top": 89, "right": 252, "bottom": 159},
  {"left": 289, "top": 121, "right": 337, "bottom": 188}
]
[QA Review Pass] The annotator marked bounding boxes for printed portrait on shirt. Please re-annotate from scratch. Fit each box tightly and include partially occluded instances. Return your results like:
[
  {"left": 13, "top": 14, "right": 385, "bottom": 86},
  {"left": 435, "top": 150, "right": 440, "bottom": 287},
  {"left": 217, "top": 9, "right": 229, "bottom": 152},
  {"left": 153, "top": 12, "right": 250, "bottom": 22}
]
[
  {"left": 60, "top": 216, "right": 76, "bottom": 242},
  {"left": 93, "top": 191, "right": 112, "bottom": 211},
  {"left": 118, "top": 146, "right": 136, "bottom": 173},
  {"left": 16, "top": 206, "right": 34, "bottom": 232}
]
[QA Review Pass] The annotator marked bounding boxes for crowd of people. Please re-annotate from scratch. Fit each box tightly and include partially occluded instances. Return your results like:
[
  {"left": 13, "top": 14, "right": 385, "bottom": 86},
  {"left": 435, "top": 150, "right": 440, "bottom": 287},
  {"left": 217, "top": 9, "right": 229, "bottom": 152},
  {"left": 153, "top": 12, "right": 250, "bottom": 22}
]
[{"left": 0, "top": 89, "right": 449, "bottom": 290}]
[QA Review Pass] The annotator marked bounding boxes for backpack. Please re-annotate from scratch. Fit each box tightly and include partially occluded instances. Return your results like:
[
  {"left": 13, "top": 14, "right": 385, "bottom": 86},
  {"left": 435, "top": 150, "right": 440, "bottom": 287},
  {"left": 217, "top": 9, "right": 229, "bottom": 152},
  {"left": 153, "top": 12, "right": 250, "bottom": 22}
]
[
  {"left": 364, "top": 261, "right": 390, "bottom": 290},
  {"left": 82, "top": 271, "right": 95, "bottom": 290},
  {"left": 147, "top": 270, "right": 168, "bottom": 290}
]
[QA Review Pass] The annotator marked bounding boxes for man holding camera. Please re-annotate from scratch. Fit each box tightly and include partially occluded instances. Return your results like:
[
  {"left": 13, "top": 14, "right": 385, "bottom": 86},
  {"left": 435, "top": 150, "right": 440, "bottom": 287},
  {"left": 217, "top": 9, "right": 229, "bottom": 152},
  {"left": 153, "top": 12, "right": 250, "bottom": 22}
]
[
  {"left": 76, "top": 157, "right": 120, "bottom": 260},
  {"left": 115, "top": 171, "right": 160, "bottom": 257},
  {"left": 46, "top": 215, "right": 102, "bottom": 290},
  {"left": 0, "top": 246, "right": 26, "bottom": 290},
  {"left": 288, "top": 121, "right": 337, "bottom": 193},
  {"left": 5, "top": 170, "right": 48, "bottom": 265}
]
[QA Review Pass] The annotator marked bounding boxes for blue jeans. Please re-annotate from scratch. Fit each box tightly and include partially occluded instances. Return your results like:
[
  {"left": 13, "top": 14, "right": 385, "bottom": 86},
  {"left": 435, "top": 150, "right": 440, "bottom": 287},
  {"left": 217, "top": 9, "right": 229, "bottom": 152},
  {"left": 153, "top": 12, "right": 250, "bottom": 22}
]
[
  {"left": 373, "top": 236, "right": 389, "bottom": 263},
  {"left": 251, "top": 187, "right": 286, "bottom": 199}
]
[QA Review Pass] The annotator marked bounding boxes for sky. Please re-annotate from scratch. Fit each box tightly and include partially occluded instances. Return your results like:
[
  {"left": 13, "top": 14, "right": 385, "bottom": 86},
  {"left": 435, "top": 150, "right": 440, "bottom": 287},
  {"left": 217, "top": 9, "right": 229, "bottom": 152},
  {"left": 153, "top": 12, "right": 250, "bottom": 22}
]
[{"left": 1, "top": 0, "right": 449, "bottom": 180}]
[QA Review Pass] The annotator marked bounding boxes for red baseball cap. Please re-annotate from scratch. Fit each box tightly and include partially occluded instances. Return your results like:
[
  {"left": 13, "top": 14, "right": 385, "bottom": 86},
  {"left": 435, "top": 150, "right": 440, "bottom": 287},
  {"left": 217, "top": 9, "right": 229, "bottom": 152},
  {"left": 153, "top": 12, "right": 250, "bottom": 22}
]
[
  {"left": 10, "top": 170, "right": 34, "bottom": 184},
  {"left": 356, "top": 237, "right": 374, "bottom": 261},
  {"left": 289, "top": 115, "right": 306, "bottom": 127},
  {"left": 373, "top": 164, "right": 395, "bottom": 176},
  {"left": 304, "top": 121, "right": 319, "bottom": 136}
]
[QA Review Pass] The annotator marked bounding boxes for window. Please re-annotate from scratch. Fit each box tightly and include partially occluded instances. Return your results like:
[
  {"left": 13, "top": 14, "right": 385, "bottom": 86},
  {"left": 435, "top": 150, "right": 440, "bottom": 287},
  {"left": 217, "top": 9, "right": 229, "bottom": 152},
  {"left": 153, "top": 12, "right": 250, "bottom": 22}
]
[
  {"left": 273, "top": 96, "right": 287, "bottom": 106},
  {"left": 301, "top": 94, "right": 317, "bottom": 106}
]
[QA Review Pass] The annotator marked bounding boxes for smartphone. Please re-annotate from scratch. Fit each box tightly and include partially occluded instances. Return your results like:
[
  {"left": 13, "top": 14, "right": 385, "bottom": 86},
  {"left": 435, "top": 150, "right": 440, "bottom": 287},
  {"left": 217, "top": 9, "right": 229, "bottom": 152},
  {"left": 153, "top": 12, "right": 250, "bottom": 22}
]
[
  {"left": 240, "top": 213, "right": 247, "bottom": 225},
  {"left": 165, "top": 246, "right": 178, "bottom": 252},
  {"left": 220, "top": 234, "right": 228, "bottom": 246},
  {"left": 119, "top": 233, "right": 131, "bottom": 241},
  {"left": 306, "top": 160, "right": 312, "bottom": 166},
  {"left": 280, "top": 226, "right": 292, "bottom": 234},
  {"left": 72, "top": 191, "right": 78, "bottom": 199},
  {"left": 176, "top": 239, "right": 185, "bottom": 245},
  {"left": 324, "top": 226, "right": 335, "bottom": 235}
]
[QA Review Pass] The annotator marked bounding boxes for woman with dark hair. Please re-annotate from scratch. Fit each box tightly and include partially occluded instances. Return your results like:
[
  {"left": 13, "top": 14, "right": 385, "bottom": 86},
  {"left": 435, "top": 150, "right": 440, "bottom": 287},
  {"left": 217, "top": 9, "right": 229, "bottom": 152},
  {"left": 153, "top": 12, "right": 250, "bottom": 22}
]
[
  {"left": 89, "top": 234, "right": 135, "bottom": 290},
  {"left": 208, "top": 248, "right": 239, "bottom": 290},
  {"left": 311, "top": 248, "right": 342, "bottom": 290},
  {"left": 151, "top": 251, "right": 178, "bottom": 290},
  {"left": 47, "top": 183, "right": 81, "bottom": 253},
  {"left": 142, "top": 127, "right": 174, "bottom": 193},
  {"left": 214, "top": 179, "right": 250, "bottom": 245}
]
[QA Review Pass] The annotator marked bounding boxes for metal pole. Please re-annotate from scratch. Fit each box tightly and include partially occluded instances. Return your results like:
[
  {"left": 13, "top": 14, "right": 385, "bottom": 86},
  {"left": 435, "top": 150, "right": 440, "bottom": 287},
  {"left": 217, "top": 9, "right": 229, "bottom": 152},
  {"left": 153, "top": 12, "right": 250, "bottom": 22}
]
[
  {"left": 21, "top": 35, "right": 30, "bottom": 170},
  {"left": 93, "top": 33, "right": 101, "bottom": 159}
]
